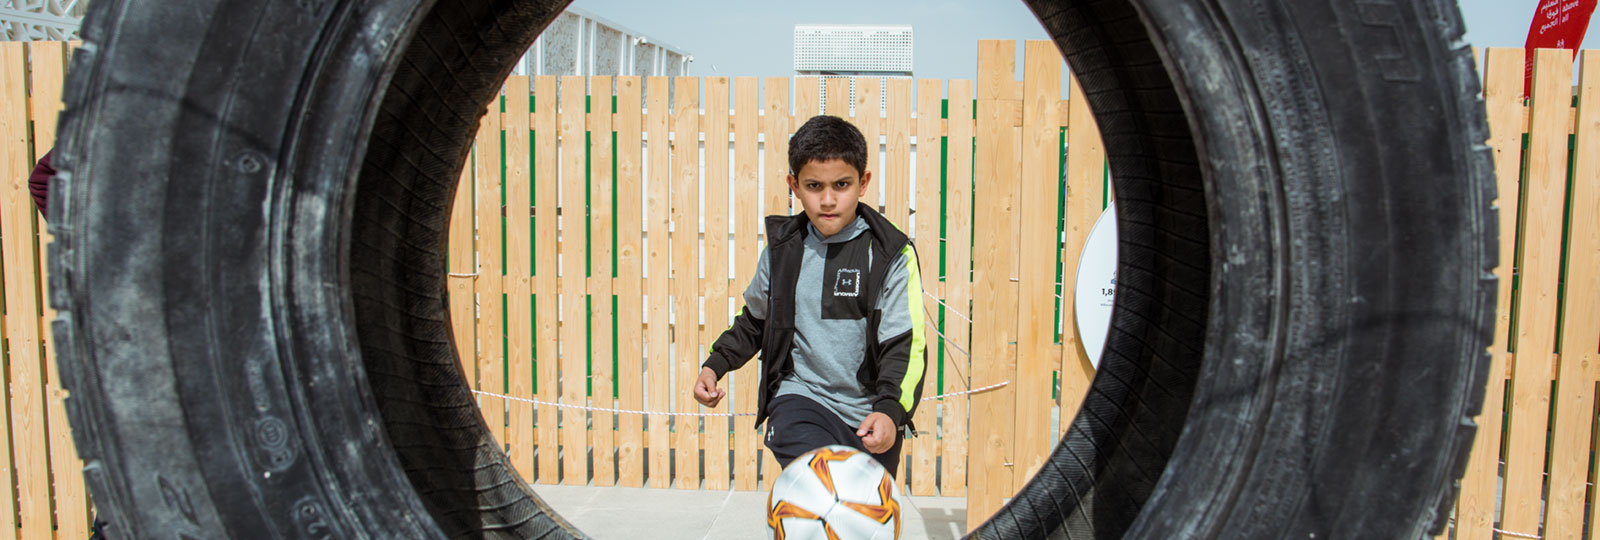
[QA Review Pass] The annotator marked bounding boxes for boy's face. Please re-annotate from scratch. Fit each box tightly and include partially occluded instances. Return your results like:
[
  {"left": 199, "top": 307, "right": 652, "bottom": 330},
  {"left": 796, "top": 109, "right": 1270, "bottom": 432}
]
[{"left": 787, "top": 158, "right": 871, "bottom": 238}]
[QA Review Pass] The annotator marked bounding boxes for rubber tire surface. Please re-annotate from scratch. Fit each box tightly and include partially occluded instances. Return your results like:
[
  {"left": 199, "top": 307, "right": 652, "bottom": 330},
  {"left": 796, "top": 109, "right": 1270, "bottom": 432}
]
[
  {"left": 48, "top": 0, "right": 1492, "bottom": 538},
  {"left": 972, "top": 1, "right": 1494, "bottom": 538}
]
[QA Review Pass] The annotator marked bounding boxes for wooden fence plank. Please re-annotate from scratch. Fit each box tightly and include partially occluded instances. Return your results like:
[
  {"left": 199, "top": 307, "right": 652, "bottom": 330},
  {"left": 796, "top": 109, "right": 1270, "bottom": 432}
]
[
  {"left": 1486, "top": 48, "right": 1524, "bottom": 373},
  {"left": 16, "top": 41, "right": 55, "bottom": 538},
  {"left": 796, "top": 77, "right": 820, "bottom": 128},
  {"left": 449, "top": 143, "right": 476, "bottom": 387},
  {"left": 503, "top": 76, "right": 537, "bottom": 479},
  {"left": 558, "top": 76, "right": 589, "bottom": 486},
  {"left": 758, "top": 77, "right": 791, "bottom": 490},
  {"left": 615, "top": 75, "right": 646, "bottom": 487},
  {"left": 0, "top": 51, "right": 18, "bottom": 531},
  {"left": 1, "top": 41, "right": 46, "bottom": 539},
  {"left": 764, "top": 77, "right": 792, "bottom": 220},
  {"left": 732, "top": 76, "right": 761, "bottom": 491},
  {"left": 1545, "top": 50, "right": 1600, "bottom": 540},
  {"left": 1015, "top": 40, "right": 1060, "bottom": 482},
  {"left": 1501, "top": 48, "right": 1573, "bottom": 533},
  {"left": 473, "top": 92, "right": 508, "bottom": 445},
  {"left": 646, "top": 76, "right": 672, "bottom": 489},
  {"left": 1059, "top": 69, "right": 1105, "bottom": 438},
  {"left": 702, "top": 76, "right": 732, "bottom": 491},
  {"left": 24, "top": 40, "right": 59, "bottom": 354},
  {"left": 533, "top": 75, "right": 561, "bottom": 484},
  {"left": 825, "top": 77, "right": 849, "bottom": 119},
  {"left": 670, "top": 76, "right": 702, "bottom": 490},
  {"left": 943, "top": 79, "right": 975, "bottom": 498},
  {"left": 27, "top": 39, "right": 90, "bottom": 540},
  {"left": 531, "top": 75, "right": 563, "bottom": 485},
  {"left": 590, "top": 76, "right": 618, "bottom": 488},
  {"left": 473, "top": 93, "right": 508, "bottom": 450},
  {"left": 857, "top": 77, "right": 881, "bottom": 212},
  {"left": 885, "top": 79, "right": 912, "bottom": 230},
  {"left": 968, "top": 40, "right": 1021, "bottom": 528},
  {"left": 910, "top": 78, "right": 942, "bottom": 497},
  {"left": 1458, "top": 47, "right": 1524, "bottom": 539}
]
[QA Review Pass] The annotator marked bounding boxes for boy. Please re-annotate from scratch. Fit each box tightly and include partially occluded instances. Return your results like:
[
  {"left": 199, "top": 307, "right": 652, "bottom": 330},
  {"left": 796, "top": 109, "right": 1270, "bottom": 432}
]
[{"left": 693, "top": 115, "right": 927, "bottom": 474}]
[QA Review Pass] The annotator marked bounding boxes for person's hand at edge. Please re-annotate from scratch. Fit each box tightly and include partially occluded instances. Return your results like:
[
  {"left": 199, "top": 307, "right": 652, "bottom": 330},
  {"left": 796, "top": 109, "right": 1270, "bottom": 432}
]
[
  {"left": 856, "top": 412, "right": 895, "bottom": 454},
  {"left": 693, "top": 366, "right": 725, "bottom": 407}
]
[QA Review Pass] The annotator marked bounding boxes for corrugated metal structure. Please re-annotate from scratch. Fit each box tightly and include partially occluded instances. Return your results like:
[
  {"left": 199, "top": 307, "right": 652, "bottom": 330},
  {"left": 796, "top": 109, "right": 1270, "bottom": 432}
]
[
  {"left": 0, "top": 0, "right": 88, "bottom": 41},
  {"left": 517, "top": 7, "right": 691, "bottom": 78}
]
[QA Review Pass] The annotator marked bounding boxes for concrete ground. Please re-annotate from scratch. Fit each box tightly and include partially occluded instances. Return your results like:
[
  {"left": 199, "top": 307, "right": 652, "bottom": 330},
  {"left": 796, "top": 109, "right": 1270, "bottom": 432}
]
[{"left": 532, "top": 484, "right": 968, "bottom": 539}]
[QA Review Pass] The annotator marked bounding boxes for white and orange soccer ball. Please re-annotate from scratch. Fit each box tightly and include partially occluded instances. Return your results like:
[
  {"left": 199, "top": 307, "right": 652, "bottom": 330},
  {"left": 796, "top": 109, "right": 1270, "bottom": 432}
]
[{"left": 766, "top": 445, "right": 901, "bottom": 540}]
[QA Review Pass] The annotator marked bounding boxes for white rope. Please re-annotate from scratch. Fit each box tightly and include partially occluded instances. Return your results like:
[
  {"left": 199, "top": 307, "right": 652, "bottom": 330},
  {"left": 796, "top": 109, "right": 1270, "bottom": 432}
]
[
  {"left": 1492, "top": 528, "right": 1541, "bottom": 539},
  {"left": 924, "top": 317, "right": 971, "bottom": 358},
  {"left": 923, "top": 290, "right": 975, "bottom": 324},
  {"left": 932, "top": 380, "right": 1008, "bottom": 400},
  {"left": 457, "top": 288, "right": 1011, "bottom": 419},
  {"left": 473, "top": 391, "right": 750, "bottom": 417},
  {"left": 454, "top": 264, "right": 1045, "bottom": 419},
  {"left": 924, "top": 281, "right": 1068, "bottom": 313},
  {"left": 468, "top": 380, "right": 1009, "bottom": 418}
]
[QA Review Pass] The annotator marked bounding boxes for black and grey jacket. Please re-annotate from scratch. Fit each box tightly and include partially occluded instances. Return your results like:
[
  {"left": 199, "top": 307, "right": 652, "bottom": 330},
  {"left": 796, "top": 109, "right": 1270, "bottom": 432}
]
[{"left": 701, "top": 204, "right": 928, "bottom": 430}]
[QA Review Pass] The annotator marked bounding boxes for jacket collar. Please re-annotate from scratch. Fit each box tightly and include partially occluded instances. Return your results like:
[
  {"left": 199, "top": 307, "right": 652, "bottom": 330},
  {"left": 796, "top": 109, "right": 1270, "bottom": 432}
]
[{"left": 766, "top": 203, "right": 908, "bottom": 255}]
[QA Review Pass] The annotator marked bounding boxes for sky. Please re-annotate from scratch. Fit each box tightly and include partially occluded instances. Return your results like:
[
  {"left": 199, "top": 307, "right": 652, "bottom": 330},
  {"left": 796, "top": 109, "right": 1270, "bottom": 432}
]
[{"left": 568, "top": 0, "right": 1600, "bottom": 81}]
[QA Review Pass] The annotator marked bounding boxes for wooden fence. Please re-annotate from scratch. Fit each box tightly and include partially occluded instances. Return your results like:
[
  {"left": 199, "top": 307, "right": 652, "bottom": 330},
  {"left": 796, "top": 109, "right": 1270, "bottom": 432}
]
[
  {"left": 0, "top": 39, "right": 1592, "bottom": 538},
  {"left": 0, "top": 40, "right": 87, "bottom": 540},
  {"left": 1450, "top": 48, "right": 1600, "bottom": 540}
]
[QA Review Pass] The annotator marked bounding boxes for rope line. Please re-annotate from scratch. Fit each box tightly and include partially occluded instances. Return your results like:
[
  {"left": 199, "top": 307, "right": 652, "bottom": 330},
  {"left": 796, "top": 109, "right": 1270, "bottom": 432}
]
[
  {"left": 1492, "top": 529, "right": 1540, "bottom": 539},
  {"left": 923, "top": 290, "right": 975, "bottom": 324},
  {"left": 924, "top": 288, "right": 1065, "bottom": 322},
  {"left": 456, "top": 290, "right": 996, "bottom": 419},
  {"left": 451, "top": 275, "right": 1048, "bottom": 418},
  {"left": 469, "top": 381, "right": 1009, "bottom": 418},
  {"left": 923, "top": 316, "right": 971, "bottom": 358},
  {"left": 922, "top": 303, "right": 979, "bottom": 393}
]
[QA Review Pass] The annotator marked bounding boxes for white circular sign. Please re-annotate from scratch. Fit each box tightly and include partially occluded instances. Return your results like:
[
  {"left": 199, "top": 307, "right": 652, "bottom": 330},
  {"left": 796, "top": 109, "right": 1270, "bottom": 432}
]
[{"left": 1073, "top": 202, "right": 1117, "bottom": 369}]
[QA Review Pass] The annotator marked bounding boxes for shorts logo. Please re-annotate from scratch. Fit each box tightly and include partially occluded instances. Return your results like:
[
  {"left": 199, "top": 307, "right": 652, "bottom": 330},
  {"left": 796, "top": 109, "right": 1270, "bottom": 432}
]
[{"left": 833, "top": 268, "right": 861, "bottom": 297}]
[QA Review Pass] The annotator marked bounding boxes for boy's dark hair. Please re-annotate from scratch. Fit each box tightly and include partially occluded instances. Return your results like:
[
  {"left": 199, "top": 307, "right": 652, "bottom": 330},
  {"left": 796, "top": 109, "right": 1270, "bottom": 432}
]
[{"left": 788, "top": 115, "right": 867, "bottom": 176}]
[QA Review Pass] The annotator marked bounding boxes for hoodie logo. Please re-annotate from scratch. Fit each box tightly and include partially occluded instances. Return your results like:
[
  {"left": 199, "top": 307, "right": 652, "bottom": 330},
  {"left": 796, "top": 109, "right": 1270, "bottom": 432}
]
[
  {"left": 822, "top": 239, "right": 870, "bottom": 320},
  {"left": 833, "top": 268, "right": 861, "bottom": 297}
]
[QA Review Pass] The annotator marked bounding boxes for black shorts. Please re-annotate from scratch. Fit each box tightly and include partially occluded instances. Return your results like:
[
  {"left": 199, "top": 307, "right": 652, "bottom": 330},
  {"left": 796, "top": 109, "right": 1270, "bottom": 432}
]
[{"left": 764, "top": 394, "right": 904, "bottom": 475}]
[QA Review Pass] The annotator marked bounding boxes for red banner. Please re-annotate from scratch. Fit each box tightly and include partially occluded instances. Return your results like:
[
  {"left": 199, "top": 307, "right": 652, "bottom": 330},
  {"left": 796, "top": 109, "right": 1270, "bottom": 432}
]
[{"left": 1526, "top": 0, "right": 1598, "bottom": 97}]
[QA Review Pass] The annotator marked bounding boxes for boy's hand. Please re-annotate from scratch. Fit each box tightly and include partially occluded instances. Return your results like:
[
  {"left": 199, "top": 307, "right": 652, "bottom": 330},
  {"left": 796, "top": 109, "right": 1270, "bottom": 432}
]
[
  {"left": 856, "top": 412, "right": 896, "bottom": 454},
  {"left": 693, "top": 367, "right": 725, "bottom": 407}
]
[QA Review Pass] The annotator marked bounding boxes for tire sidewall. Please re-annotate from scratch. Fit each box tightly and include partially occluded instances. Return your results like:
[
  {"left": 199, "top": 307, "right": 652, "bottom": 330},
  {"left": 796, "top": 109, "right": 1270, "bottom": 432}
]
[
  {"left": 1125, "top": 0, "right": 1490, "bottom": 537},
  {"left": 56, "top": 0, "right": 442, "bottom": 536}
]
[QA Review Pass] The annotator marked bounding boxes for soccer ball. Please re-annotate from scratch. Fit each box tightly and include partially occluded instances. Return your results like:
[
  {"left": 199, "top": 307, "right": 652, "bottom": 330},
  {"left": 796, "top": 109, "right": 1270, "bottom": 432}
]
[{"left": 767, "top": 445, "right": 901, "bottom": 540}]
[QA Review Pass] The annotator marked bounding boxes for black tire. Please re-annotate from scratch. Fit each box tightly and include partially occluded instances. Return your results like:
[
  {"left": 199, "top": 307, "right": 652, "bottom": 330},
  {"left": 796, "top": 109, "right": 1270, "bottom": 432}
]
[
  {"left": 977, "top": 1, "right": 1494, "bottom": 538},
  {"left": 49, "top": 1, "right": 1492, "bottom": 539},
  {"left": 52, "top": 0, "right": 582, "bottom": 537}
]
